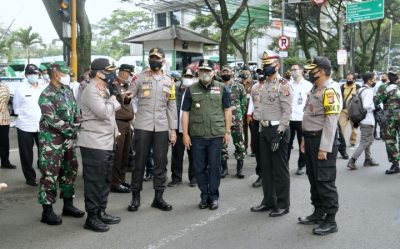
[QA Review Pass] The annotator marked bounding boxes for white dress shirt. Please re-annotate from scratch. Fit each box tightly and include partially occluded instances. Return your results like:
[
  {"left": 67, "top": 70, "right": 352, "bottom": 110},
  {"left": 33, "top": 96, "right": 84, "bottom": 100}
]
[
  {"left": 290, "top": 77, "right": 313, "bottom": 121},
  {"left": 359, "top": 85, "right": 375, "bottom": 126},
  {"left": 12, "top": 81, "right": 45, "bottom": 132}
]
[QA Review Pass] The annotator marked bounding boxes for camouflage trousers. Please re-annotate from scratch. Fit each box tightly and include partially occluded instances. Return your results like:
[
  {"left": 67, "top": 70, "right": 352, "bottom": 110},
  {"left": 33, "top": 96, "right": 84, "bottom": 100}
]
[
  {"left": 221, "top": 119, "right": 246, "bottom": 161},
  {"left": 382, "top": 115, "right": 400, "bottom": 163},
  {"left": 38, "top": 138, "right": 78, "bottom": 205}
]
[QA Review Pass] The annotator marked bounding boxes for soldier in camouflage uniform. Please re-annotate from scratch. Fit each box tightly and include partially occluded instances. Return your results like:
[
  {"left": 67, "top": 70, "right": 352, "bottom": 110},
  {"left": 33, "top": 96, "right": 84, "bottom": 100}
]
[
  {"left": 220, "top": 65, "right": 247, "bottom": 178},
  {"left": 38, "top": 64, "right": 84, "bottom": 226},
  {"left": 374, "top": 66, "right": 400, "bottom": 174}
]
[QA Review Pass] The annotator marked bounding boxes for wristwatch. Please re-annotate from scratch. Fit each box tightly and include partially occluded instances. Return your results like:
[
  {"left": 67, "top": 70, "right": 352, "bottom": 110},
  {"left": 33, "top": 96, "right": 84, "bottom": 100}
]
[{"left": 225, "top": 130, "right": 231, "bottom": 135}]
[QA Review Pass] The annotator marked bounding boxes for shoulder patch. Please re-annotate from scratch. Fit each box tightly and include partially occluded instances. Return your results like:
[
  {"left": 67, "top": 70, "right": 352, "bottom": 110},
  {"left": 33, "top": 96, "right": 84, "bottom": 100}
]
[
  {"left": 279, "top": 78, "right": 288, "bottom": 84},
  {"left": 323, "top": 88, "right": 340, "bottom": 114}
]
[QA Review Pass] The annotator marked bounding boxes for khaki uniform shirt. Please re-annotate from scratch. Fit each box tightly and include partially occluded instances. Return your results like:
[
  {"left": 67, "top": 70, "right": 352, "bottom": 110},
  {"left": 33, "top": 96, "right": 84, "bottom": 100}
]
[
  {"left": 259, "top": 75, "right": 293, "bottom": 132},
  {"left": 248, "top": 81, "right": 264, "bottom": 121},
  {"left": 132, "top": 70, "right": 178, "bottom": 132},
  {"left": 302, "top": 79, "right": 341, "bottom": 152}
]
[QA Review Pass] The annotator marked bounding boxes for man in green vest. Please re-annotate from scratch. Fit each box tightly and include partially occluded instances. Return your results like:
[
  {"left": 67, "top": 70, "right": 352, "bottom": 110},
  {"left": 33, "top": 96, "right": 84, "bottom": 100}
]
[{"left": 182, "top": 59, "right": 232, "bottom": 210}]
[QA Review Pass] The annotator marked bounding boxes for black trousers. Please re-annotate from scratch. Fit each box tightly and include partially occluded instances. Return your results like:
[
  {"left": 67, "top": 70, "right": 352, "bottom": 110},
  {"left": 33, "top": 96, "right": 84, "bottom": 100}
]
[
  {"left": 304, "top": 131, "right": 339, "bottom": 215},
  {"left": 251, "top": 120, "right": 261, "bottom": 175},
  {"left": 171, "top": 133, "right": 194, "bottom": 182},
  {"left": 288, "top": 121, "right": 306, "bottom": 169},
  {"left": 81, "top": 147, "right": 114, "bottom": 213},
  {"left": 338, "top": 123, "right": 347, "bottom": 155},
  {"left": 111, "top": 121, "right": 132, "bottom": 187},
  {"left": 131, "top": 129, "right": 169, "bottom": 192},
  {"left": 17, "top": 128, "right": 39, "bottom": 182},
  {"left": 259, "top": 125, "right": 290, "bottom": 209},
  {"left": 0, "top": 125, "right": 11, "bottom": 166}
]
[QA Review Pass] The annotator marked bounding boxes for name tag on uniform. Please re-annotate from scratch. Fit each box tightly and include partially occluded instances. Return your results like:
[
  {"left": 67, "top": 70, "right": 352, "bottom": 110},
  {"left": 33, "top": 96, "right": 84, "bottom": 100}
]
[
  {"left": 210, "top": 86, "right": 220, "bottom": 94},
  {"left": 25, "top": 95, "right": 32, "bottom": 97},
  {"left": 142, "top": 84, "right": 152, "bottom": 90}
]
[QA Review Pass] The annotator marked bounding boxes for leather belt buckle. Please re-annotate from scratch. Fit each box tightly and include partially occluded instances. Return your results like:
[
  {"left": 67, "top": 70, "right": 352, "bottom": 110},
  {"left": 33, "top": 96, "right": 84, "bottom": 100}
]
[{"left": 260, "top": 120, "right": 270, "bottom": 127}]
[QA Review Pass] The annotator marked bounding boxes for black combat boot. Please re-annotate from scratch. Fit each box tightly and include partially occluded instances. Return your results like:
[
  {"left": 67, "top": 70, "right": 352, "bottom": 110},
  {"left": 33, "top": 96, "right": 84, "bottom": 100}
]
[
  {"left": 347, "top": 158, "right": 357, "bottom": 170},
  {"left": 312, "top": 213, "right": 338, "bottom": 235},
  {"left": 298, "top": 208, "right": 326, "bottom": 225},
  {"left": 151, "top": 190, "right": 172, "bottom": 211},
  {"left": 98, "top": 210, "right": 120, "bottom": 224},
  {"left": 386, "top": 162, "right": 400, "bottom": 174},
  {"left": 221, "top": 160, "right": 228, "bottom": 178},
  {"left": 363, "top": 158, "right": 379, "bottom": 167},
  {"left": 41, "top": 204, "right": 62, "bottom": 225},
  {"left": 84, "top": 211, "right": 109, "bottom": 232},
  {"left": 252, "top": 176, "right": 262, "bottom": 188},
  {"left": 236, "top": 160, "right": 244, "bottom": 179},
  {"left": 127, "top": 191, "right": 141, "bottom": 212},
  {"left": 62, "top": 198, "right": 85, "bottom": 218}
]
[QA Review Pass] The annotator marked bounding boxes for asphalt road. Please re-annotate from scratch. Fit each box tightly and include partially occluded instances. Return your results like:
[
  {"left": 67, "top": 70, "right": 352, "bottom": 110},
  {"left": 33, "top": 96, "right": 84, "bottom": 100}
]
[{"left": 1, "top": 127, "right": 400, "bottom": 249}]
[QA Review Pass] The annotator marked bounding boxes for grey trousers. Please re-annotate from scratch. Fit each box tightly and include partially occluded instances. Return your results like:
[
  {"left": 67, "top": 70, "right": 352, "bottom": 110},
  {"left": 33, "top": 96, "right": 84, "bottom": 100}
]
[{"left": 352, "top": 124, "right": 374, "bottom": 161}]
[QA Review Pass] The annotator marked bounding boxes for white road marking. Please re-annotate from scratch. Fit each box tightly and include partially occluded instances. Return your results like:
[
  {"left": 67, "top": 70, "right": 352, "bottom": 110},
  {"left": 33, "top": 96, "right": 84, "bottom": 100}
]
[{"left": 145, "top": 207, "right": 236, "bottom": 249}]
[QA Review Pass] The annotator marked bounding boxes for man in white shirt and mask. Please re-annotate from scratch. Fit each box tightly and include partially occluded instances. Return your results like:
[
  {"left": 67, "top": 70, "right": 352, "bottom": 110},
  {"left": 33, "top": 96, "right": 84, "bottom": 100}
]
[
  {"left": 13, "top": 64, "right": 46, "bottom": 186},
  {"left": 288, "top": 64, "right": 312, "bottom": 175}
]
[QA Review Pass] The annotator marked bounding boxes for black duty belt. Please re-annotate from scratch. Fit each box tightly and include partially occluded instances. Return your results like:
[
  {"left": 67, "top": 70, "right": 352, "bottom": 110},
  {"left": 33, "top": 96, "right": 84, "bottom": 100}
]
[{"left": 303, "top": 130, "right": 323, "bottom": 137}]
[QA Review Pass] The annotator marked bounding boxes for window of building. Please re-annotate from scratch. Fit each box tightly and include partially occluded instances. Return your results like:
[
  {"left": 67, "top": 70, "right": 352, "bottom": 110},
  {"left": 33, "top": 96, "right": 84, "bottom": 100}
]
[
  {"left": 176, "top": 51, "right": 203, "bottom": 71},
  {"left": 157, "top": 13, "right": 167, "bottom": 27}
]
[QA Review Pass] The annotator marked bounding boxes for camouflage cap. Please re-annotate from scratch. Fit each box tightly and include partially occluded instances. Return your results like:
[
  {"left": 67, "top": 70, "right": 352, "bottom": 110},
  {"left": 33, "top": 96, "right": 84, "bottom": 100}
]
[
  {"left": 221, "top": 65, "right": 233, "bottom": 72},
  {"left": 49, "top": 63, "right": 70, "bottom": 74}
]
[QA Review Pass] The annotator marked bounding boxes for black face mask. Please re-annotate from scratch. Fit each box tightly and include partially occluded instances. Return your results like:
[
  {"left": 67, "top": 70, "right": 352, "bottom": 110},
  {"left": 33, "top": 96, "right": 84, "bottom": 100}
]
[
  {"left": 221, "top": 74, "right": 231, "bottom": 82},
  {"left": 258, "top": 74, "right": 266, "bottom": 81},
  {"left": 388, "top": 74, "right": 399, "bottom": 83},
  {"left": 308, "top": 71, "right": 320, "bottom": 83},
  {"left": 346, "top": 80, "right": 354, "bottom": 85},
  {"left": 101, "top": 72, "right": 116, "bottom": 84},
  {"left": 240, "top": 74, "right": 249, "bottom": 79},
  {"left": 149, "top": 60, "right": 163, "bottom": 71},
  {"left": 371, "top": 81, "right": 376, "bottom": 88},
  {"left": 263, "top": 66, "right": 276, "bottom": 77}
]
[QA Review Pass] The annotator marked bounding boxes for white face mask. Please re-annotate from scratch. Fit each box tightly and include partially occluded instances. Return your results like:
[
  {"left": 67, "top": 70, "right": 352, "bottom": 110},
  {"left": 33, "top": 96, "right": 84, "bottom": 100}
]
[
  {"left": 182, "top": 78, "right": 194, "bottom": 87},
  {"left": 27, "top": 74, "right": 39, "bottom": 84},
  {"left": 60, "top": 75, "right": 70, "bottom": 86}
]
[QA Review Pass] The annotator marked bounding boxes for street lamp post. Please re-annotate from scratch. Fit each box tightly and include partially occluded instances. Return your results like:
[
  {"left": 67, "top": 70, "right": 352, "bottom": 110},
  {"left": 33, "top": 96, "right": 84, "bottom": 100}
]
[{"left": 387, "top": 16, "right": 393, "bottom": 72}]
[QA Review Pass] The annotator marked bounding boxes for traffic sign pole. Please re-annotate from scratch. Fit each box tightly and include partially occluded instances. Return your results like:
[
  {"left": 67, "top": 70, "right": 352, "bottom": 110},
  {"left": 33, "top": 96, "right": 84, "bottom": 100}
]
[{"left": 280, "top": 0, "right": 285, "bottom": 75}]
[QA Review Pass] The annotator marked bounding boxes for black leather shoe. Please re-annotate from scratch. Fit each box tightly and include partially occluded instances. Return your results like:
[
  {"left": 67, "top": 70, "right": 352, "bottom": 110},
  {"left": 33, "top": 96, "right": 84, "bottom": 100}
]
[
  {"left": 26, "top": 180, "right": 38, "bottom": 186},
  {"left": 41, "top": 210, "right": 62, "bottom": 225},
  {"left": 252, "top": 177, "right": 262, "bottom": 188},
  {"left": 236, "top": 160, "right": 245, "bottom": 179},
  {"left": 167, "top": 180, "right": 182, "bottom": 187},
  {"left": 128, "top": 191, "right": 140, "bottom": 212},
  {"left": 111, "top": 184, "right": 131, "bottom": 193},
  {"left": 313, "top": 222, "right": 338, "bottom": 235},
  {"left": 0, "top": 163, "right": 16, "bottom": 169},
  {"left": 209, "top": 200, "right": 219, "bottom": 210},
  {"left": 298, "top": 214, "right": 325, "bottom": 225},
  {"left": 250, "top": 204, "right": 271, "bottom": 212},
  {"left": 269, "top": 208, "right": 289, "bottom": 217},
  {"left": 143, "top": 173, "right": 153, "bottom": 181},
  {"left": 386, "top": 164, "right": 400, "bottom": 174},
  {"left": 189, "top": 178, "right": 197, "bottom": 187},
  {"left": 198, "top": 200, "right": 209, "bottom": 209},
  {"left": 341, "top": 153, "right": 349, "bottom": 160},
  {"left": 121, "top": 181, "right": 131, "bottom": 188},
  {"left": 84, "top": 213, "right": 109, "bottom": 232},
  {"left": 62, "top": 206, "right": 85, "bottom": 218},
  {"left": 151, "top": 190, "right": 172, "bottom": 211},
  {"left": 296, "top": 167, "right": 305, "bottom": 175},
  {"left": 98, "top": 211, "right": 120, "bottom": 225},
  {"left": 364, "top": 159, "right": 379, "bottom": 167}
]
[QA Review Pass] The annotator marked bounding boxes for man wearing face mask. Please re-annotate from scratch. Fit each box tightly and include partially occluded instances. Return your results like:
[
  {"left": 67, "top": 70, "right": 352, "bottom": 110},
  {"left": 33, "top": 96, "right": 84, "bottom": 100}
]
[
  {"left": 347, "top": 72, "right": 379, "bottom": 170},
  {"left": 246, "top": 68, "right": 266, "bottom": 188},
  {"left": 182, "top": 59, "right": 231, "bottom": 210},
  {"left": 374, "top": 66, "right": 400, "bottom": 174},
  {"left": 168, "top": 68, "right": 196, "bottom": 187},
  {"left": 78, "top": 58, "right": 121, "bottom": 232},
  {"left": 299, "top": 57, "right": 341, "bottom": 235},
  {"left": 250, "top": 50, "right": 292, "bottom": 217},
  {"left": 373, "top": 73, "right": 388, "bottom": 140},
  {"left": 220, "top": 65, "right": 246, "bottom": 179},
  {"left": 39, "top": 65, "right": 50, "bottom": 85},
  {"left": 239, "top": 65, "right": 254, "bottom": 155},
  {"left": 13, "top": 64, "right": 46, "bottom": 186},
  {"left": 288, "top": 64, "right": 312, "bottom": 175},
  {"left": 110, "top": 64, "right": 135, "bottom": 193},
  {"left": 127, "top": 47, "right": 177, "bottom": 212},
  {"left": 37, "top": 63, "right": 84, "bottom": 226},
  {"left": 339, "top": 73, "right": 360, "bottom": 148}
]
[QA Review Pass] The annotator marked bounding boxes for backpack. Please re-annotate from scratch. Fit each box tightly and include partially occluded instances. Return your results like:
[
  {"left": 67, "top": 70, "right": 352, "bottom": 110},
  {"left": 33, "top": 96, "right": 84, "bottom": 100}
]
[{"left": 347, "top": 87, "right": 367, "bottom": 123}]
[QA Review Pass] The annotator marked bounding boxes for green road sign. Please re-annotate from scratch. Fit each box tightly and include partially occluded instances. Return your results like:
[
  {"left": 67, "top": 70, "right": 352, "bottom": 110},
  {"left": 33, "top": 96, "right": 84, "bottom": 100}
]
[{"left": 346, "top": 0, "right": 384, "bottom": 23}]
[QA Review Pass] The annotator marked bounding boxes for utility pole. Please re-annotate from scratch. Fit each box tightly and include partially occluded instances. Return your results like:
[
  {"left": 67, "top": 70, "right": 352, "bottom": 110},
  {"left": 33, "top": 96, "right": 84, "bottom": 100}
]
[
  {"left": 350, "top": 23, "right": 355, "bottom": 74},
  {"left": 338, "top": 11, "right": 344, "bottom": 79},
  {"left": 387, "top": 16, "right": 393, "bottom": 72},
  {"left": 70, "top": 0, "right": 77, "bottom": 80},
  {"left": 281, "top": 0, "right": 285, "bottom": 75}
]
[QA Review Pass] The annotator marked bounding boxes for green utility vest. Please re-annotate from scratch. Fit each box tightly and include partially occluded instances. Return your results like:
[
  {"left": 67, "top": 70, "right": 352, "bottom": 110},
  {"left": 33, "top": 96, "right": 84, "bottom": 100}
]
[{"left": 189, "top": 80, "right": 226, "bottom": 138}]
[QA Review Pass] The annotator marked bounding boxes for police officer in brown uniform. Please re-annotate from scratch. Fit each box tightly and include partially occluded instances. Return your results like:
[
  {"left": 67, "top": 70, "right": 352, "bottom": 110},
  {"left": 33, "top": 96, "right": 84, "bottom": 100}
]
[
  {"left": 128, "top": 48, "right": 178, "bottom": 212},
  {"left": 299, "top": 57, "right": 341, "bottom": 235},
  {"left": 250, "top": 50, "right": 292, "bottom": 217}
]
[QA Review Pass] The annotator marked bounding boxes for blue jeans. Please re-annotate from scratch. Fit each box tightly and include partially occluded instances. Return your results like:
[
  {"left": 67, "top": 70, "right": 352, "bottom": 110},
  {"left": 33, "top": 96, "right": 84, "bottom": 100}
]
[{"left": 191, "top": 137, "right": 223, "bottom": 202}]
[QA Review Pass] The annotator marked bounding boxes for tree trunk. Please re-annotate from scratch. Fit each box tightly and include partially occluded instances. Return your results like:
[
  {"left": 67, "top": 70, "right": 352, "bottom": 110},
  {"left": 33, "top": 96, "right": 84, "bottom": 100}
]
[
  {"left": 368, "top": 19, "right": 384, "bottom": 71},
  {"left": 219, "top": 27, "right": 229, "bottom": 66}
]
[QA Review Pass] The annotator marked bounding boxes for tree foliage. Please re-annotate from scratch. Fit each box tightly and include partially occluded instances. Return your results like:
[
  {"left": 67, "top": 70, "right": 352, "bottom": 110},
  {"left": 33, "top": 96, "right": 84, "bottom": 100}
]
[
  {"left": 92, "top": 9, "right": 152, "bottom": 59},
  {"left": 13, "top": 26, "right": 43, "bottom": 63}
]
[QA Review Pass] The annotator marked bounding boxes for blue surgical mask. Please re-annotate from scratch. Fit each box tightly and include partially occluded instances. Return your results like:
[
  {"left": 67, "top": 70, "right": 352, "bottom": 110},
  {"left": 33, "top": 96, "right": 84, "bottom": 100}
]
[{"left": 27, "top": 74, "right": 39, "bottom": 84}]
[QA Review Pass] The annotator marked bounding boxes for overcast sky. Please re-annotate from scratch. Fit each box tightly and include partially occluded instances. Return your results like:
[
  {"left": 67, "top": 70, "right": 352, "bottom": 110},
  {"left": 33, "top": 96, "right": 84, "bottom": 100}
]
[{"left": 0, "top": 0, "right": 140, "bottom": 43}]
